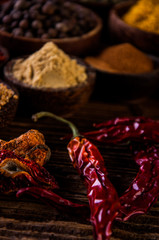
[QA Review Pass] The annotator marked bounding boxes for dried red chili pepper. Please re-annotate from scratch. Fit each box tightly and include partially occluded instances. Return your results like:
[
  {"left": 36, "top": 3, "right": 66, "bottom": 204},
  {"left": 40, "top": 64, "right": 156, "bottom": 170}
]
[
  {"left": 0, "top": 129, "right": 51, "bottom": 166},
  {"left": 0, "top": 149, "right": 58, "bottom": 194},
  {"left": 32, "top": 112, "right": 121, "bottom": 240},
  {"left": 0, "top": 149, "right": 85, "bottom": 209},
  {"left": 83, "top": 117, "right": 159, "bottom": 144},
  {"left": 117, "top": 144, "right": 159, "bottom": 221},
  {"left": 83, "top": 117, "right": 159, "bottom": 220}
]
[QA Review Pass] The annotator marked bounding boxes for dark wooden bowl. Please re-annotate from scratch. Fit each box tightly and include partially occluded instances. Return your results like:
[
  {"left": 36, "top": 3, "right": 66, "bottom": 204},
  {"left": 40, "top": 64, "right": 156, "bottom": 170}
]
[
  {"left": 0, "top": 80, "right": 19, "bottom": 127},
  {"left": 91, "top": 54, "right": 159, "bottom": 101},
  {"left": 4, "top": 58, "right": 96, "bottom": 116},
  {"left": 0, "top": 3, "right": 102, "bottom": 57},
  {"left": 108, "top": 1, "right": 159, "bottom": 56}
]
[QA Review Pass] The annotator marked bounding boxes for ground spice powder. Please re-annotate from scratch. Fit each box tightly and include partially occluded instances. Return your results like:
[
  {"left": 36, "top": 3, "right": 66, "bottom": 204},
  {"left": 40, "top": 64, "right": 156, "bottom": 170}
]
[
  {"left": 122, "top": 0, "right": 159, "bottom": 34},
  {"left": 85, "top": 43, "right": 154, "bottom": 74},
  {"left": 13, "top": 42, "right": 87, "bottom": 89},
  {"left": 0, "top": 83, "right": 18, "bottom": 110}
]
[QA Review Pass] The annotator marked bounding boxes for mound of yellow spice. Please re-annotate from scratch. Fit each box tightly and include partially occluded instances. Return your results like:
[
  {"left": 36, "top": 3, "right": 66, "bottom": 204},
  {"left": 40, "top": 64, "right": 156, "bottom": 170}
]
[
  {"left": 0, "top": 83, "right": 18, "bottom": 110},
  {"left": 13, "top": 42, "right": 87, "bottom": 89},
  {"left": 85, "top": 43, "right": 153, "bottom": 74},
  {"left": 122, "top": 0, "right": 159, "bottom": 34}
]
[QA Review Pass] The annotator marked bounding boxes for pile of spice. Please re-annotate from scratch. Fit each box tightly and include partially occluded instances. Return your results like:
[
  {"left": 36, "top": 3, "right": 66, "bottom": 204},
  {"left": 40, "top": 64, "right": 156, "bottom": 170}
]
[
  {"left": 122, "top": 0, "right": 159, "bottom": 34},
  {"left": 0, "top": 0, "right": 96, "bottom": 39},
  {"left": 85, "top": 43, "right": 154, "bottom": 74},
  {"left": 12, "top": 42, "right": 87, "bottom": 89},
  {"left": 0, "top": 82, "right": 18, "bottom": 110}
]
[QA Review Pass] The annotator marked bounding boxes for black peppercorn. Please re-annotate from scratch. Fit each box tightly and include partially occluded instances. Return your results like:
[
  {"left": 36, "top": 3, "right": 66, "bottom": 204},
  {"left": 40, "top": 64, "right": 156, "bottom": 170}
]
[
  {"left": 25, "top": 31, "right": 33, "bottom": 38},
  {"left": 2, "top": 15, "right": 12, "bottom": 24},
  {"left": 19, "top": 19, "right": 29, "bottom": 29},
  {"left": 14, "top": 0, "right": 26, "bottom": 10},
  {"left": 0, "top": 0, "right": 97, "bottom": 39},
  {"left": 48, "top": 28, "right": 57, "bottom": 38},
  {"left": 12, "top": 11, "right": 22, "bottom": 20},
  {"left": 42, "top": 2, "right": 56, "bottom": 15},
  {"left": 41, "top": 33, "right": 49, "bottom": 39},
  {"left": 12, "top": 28, "right": 23, "bottom": 36},
  {"left": 32, "top": 20, "right": 43, "bottom": 29}
]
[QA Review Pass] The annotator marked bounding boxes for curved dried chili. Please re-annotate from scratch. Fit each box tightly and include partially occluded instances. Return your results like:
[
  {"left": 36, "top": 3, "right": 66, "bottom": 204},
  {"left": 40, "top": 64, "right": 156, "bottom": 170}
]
[
  {"left": 83, "top": 117, "right": 159, "bottom": 221},
  {"left": 0, "top": 149, "right": 85, "bottom": 210},
  {"left": 32, "top": 112, "right": 121, "bottom": 240},
  {"left": 84, "top": 117, "right": 159, "bottom": 144}
]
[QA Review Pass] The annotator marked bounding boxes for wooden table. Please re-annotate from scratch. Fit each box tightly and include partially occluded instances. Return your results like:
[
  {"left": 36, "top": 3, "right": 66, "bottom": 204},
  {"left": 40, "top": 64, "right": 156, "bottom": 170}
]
[{"left": 0, "top": 97, "right": 159, "bottom": 240}]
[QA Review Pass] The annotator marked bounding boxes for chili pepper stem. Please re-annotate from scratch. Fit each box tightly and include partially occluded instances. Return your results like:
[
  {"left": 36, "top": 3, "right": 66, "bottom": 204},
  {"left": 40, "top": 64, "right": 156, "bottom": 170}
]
[{"left": 32, "top": 111, "right": 80, "bottom": 138}]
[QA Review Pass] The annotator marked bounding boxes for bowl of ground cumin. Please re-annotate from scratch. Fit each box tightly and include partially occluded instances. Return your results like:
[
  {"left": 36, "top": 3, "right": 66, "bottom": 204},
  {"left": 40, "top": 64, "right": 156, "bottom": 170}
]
[
  {"left": 0, "top": 0, "right": 102, "bottom": 57},
  {"left": 4, "top": 42, "right": 96, "bottom": 116},
  {"left": 108, "top": 0, "right": 159, "bottom": 56},
  {"left": 0, "top": 81, "right": 19, "bottom": 127}
]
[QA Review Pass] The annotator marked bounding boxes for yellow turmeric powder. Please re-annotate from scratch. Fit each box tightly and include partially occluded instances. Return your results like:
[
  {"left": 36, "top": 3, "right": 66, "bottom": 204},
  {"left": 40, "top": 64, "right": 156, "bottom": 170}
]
[{"left": 123, "top": 0, "right": 159, "bottom": 34}]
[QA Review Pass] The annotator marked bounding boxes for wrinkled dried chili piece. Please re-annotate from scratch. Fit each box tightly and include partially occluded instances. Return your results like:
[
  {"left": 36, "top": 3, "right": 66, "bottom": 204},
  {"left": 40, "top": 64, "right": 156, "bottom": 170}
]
[
  {"left": 0, "top": 149, "right": 58, "bottom": 194},
  {"left": 0, "top": 129, "right": 51, "bottom": 166},
  {"left": 68, "top": 136, "right": 120, "bottom": 240},
  {"left": 83, "top": 117, "right": 159, "bottom": 144},
  {"left": 17, "top": 186, "right": 86, "bottom": 209},
  {"left": 0, "top": 149, "right": 85, "bottom": 209},
  {"left": 83, "top": 117, "right": 159, "bottom": 220},
  {"left": 117, "top": 145, "right": 159, "bottom": 220},
  {"left": 32, "top": 112, "right": 120, "bottom": 240}
]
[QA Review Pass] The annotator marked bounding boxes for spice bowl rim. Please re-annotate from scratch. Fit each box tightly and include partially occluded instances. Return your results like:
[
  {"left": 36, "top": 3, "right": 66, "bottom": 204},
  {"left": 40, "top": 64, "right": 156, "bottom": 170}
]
[
  {"left": 0, "top": 2, "right": 103, "bottom": 56},
  {"left": 3, "top": 56, "right": 96, "bottom": 92},
  {"left": 0, "top": 79, "right": 19, "bottom": 127},
  {"left": 89, "top": 52, "right": 159, "bottom": 101},
  {"left": 108, "top": 0, "right": 159, "bottom": 56},
  {"left": 108, "top": 0, "right": 159, "bottom": 37},
  {"left": 88, "top": 52, "right": 159, "bottom": 77},
  {"left": 3, "top": 55, "right": 96, "bottom": 116}
]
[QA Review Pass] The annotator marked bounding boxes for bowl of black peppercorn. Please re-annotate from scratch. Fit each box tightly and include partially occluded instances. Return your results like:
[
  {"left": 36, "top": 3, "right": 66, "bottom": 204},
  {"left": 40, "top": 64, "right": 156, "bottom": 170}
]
[{"left": 0, "top": 0, "right": 103, "bottom": 57}]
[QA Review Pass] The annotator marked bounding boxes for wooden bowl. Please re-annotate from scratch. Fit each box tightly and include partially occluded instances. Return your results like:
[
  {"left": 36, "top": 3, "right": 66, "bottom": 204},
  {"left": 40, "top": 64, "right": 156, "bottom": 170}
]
[
  {"left": 0, "top": 3, "right": 102, "bottom": 57},
  {"left": 91, "top": 54, "right": 159, "bottom": 101},
  {"left": 0, "top": 80, "right": 19, "bottom": 127},
  {"left": 108, "top": 1, "right": 159, "bottom": 56},
  {"left": 4, "top": 57, "right": 96, "bottom": 116}
]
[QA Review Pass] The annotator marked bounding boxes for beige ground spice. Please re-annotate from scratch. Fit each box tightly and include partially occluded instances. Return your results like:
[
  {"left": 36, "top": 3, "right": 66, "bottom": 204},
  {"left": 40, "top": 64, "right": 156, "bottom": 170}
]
[
  {"left": 12, "top": 42, "right": 87, "bottom": 89},
  {"left": 0, "top": 83, "right": 18, "bottom": 110}
]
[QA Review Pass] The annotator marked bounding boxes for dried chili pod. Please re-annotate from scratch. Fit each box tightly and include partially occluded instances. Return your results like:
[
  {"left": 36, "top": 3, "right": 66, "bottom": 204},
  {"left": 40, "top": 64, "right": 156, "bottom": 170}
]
[
  {"left": 83, "top": 117, "right": 159, "bottom": 221},
  {"left": 0, "top": 149, "right": 58, "bottom": 194},
  {"left": 32, "top": 112, "right": 120, "bottom": 240},
  {"left": 0, "top": 129, "right": 51, "bottom": 166},
  {"left": 117, "top": 145, "right": 159, "bottom": 221},
  {"left": 17, "top": 186, "right": 86, "bottom": 209},
  {"left": 0, "top": 149, "right": 85, "bottom": 210},
  {"left": 83, "top": 117, "right": 159, "bottom": 144}
]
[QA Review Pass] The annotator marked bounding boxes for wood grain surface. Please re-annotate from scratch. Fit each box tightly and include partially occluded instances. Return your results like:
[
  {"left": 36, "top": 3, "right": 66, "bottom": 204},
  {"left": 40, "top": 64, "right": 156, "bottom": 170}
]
[{"left": 0, "top": 98, "right": 159, "bottom": 240}]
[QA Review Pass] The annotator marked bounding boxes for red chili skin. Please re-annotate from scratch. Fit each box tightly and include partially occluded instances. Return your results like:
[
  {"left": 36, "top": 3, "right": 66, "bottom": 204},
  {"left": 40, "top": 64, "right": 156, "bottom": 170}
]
[
  {"left": 83, "top": 117, "right": 159, "bottom": 221},
  {"left": 117, "top": 145, "right": 159, "bottom": 220},
  {"left": 84, "top": 117, "right": 159, "bottom": 144},
  {"left": 0, "top": 149, "right": 58, "bottom": 193},
  {"left": 0, "top": 149, "right": 85, "bottom": 210},
  {"left": 68, "top": 136, "right": 120, "bottom": 240}
]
